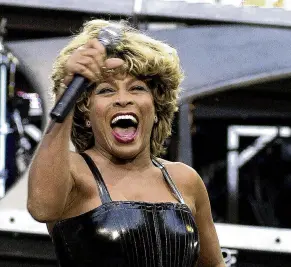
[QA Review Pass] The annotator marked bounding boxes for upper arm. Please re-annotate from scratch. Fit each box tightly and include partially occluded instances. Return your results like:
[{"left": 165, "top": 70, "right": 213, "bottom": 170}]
[
  {"left": 165, "top": 162, "right": 225, "bottom": 267},
  {"left": 27, "top": 150, "right": 77, "bottom": 222},
  {"left": 193, "top": 171, "right": 225, "bottom": 267}
]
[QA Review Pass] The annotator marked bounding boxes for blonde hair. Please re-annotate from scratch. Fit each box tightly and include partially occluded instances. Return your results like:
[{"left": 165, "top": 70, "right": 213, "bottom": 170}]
[{"left": 51, "top": 19, "right": 184, "bottom": 156}]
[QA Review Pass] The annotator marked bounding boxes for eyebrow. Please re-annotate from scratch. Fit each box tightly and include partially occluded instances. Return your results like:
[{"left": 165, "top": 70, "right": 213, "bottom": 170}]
[
  {"left": 125, "top": 76, "right": 139, "bottom": 86},
  {"left": 97, "top": 76, "right": 146, "bottom": 89}
]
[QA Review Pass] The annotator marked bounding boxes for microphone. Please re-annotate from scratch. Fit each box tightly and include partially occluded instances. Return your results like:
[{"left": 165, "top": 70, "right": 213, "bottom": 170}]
[{"left": 50, "top": 26, "right": 123, "bottom": 124}]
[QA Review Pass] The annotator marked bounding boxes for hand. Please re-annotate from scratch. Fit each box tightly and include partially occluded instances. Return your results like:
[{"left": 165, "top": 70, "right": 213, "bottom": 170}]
[{"left": 63, "top": 39, "right": 125, "bottom": 86}]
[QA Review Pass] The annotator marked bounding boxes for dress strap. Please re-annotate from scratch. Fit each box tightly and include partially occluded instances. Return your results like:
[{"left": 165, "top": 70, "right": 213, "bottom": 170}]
[
  {"left": 151, "top": 158, "right": 186, "bottom": 204},
  {"left": 80, "top": 153, "right": 112, "bottom": 204}
]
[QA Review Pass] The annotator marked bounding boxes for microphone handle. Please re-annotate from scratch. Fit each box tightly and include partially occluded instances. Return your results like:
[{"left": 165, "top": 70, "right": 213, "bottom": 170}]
[{"left": 50, "top": 74, "right": 90, "bottom": 123}]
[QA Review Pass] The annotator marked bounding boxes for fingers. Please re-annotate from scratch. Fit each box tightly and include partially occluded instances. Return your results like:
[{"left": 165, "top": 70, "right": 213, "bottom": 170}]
[
  {"left": 63, "top": 39, "right": 126, "bottom": 85},
  {"left": 104, "top": 58, "right": 125, "bottom": 69},
  {"left": 78, "top": 47, "right": 105, "bottom": 70},
  {"left": 77, "top": 39, "right": 106, "bottom": 70},
  {"left": 76, "top": 56, "right": 101, "bottom": 77},
  {"left": 62, "top": 72, "right": 74, "bottom": 86},
  {"left": 83, "top": 39, "right": 106, "bottom": 57},
  {"left": 64, "top": 39, "right": 106, "bottom": 83},
  {"left": 67, "top": 63, "right": 98, "bottom": 82}
]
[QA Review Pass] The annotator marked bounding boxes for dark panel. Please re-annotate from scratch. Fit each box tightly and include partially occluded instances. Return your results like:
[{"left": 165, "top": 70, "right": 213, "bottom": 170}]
[
  {"left": 147, "top": 25, "right": 291, "bottom": 101},
  {"left": 237, "top": 249, "right": 291, "bottom": 267},
  {"left": 0, "top": 0, "right": 133, "bottom": 15},
  {"left": 0, "top": 231, "right": 56, "bottom": 266},
  {"left": 0, "top": 259, "right": 56, "bottom": 267},
  {"left": 1, "top": 5, "right": 131, "bottom": 41},
  {"left": 0, "top": 231, "right": 55, "bottom": 260},
  {"left": 193, "top": 78, "right": 291, "bottom": 119},
  {"left": 7, "top": 25, "right": 291, "bottom": 106}
]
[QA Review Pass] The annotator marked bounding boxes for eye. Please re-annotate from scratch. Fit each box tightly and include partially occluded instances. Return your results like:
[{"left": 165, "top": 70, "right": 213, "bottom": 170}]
[
  {"left": 131, "top": 85, "right": 148, "bottom": 92},
  {"left": 96, "top": 87, "right": 115, "bottom": 95}
]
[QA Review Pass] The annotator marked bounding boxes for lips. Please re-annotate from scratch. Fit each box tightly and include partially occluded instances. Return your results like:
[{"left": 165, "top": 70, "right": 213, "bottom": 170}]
[
  {"left": 110, "top": 112, "right": 139, "bottom": 144},
  {"left": 110, "top": 112, "right": 139, "bottom": 126}
]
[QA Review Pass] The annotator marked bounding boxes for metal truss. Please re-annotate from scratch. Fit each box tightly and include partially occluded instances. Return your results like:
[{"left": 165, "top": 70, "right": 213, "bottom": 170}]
[{"left": 227, "top": 125, "right": 291, "bottom": 223}]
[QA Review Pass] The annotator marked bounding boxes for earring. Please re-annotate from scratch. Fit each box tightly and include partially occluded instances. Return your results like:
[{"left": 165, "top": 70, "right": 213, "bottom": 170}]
[
  {"left": 86, "top": 120, "right": 91, "bottom": 128},
  {"left": 154, "top": 115, "right": 158, "bottom": 123}
]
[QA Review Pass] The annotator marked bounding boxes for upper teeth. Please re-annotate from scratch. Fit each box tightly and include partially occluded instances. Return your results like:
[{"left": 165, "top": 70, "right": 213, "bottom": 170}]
[{"left": 111, "top": 115, "right": 138, "bottom": 125}]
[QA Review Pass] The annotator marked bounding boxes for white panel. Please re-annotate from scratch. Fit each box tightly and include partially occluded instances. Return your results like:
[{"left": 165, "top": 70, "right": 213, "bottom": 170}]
[
  {"left": 143, "top": 0, "right": 291, "bottom": 27},
  {"left": 0, "top": 172, "right": 48, "bottom": 235},
  {"left": 216, "top": 223, "right": 291, "bottom": 253},
  {"left": 0, "top": 208, "right": 48, "bottom": 235}
]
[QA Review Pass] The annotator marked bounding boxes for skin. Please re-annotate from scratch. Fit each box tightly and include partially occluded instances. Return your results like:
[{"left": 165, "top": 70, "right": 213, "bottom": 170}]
[
  {"left": 27, "top": 38, "right": 225, "bottom": 267},
  {"left": 90, "top": 74, "right": 156, "bottom": 160}
]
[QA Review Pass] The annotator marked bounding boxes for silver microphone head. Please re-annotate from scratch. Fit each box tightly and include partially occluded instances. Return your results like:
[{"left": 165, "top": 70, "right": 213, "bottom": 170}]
[{"left": 98, "top": 25, "right": 123, "bottom": 55}]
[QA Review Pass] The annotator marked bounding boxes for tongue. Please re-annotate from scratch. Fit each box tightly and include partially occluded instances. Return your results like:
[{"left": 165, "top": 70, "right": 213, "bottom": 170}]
[{"left": 112, "top": 127, "right": 137, "bottom": 143}]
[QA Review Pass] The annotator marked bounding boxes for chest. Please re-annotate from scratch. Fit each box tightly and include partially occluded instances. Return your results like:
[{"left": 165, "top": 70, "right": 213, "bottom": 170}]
[
  {"left": 61, "top": 165, "right": 196, "bottom": 225},
  {"left": 52, "top": 202, "right": 200, "bottom": 267},
  {"left": 78, "top": 166, "right": 180, "bottom": 201}
]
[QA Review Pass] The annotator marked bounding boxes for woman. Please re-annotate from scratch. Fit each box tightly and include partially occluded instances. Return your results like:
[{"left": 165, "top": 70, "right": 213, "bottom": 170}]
[{"left": 27, "top": 19, "right": 225, "bottom": 267}]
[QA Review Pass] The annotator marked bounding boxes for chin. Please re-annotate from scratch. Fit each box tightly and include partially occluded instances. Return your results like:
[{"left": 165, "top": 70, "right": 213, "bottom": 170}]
[{"left": 111, "top": 145, "right": 144, "bottom": 160}]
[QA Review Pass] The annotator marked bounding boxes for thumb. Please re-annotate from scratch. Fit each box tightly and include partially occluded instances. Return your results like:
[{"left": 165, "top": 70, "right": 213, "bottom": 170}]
[{"left": 104, "top": 58, "right": 125, "bottom": 69}]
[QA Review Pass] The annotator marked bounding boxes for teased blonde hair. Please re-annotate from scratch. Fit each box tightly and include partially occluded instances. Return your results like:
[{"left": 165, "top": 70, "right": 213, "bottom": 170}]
[{"left": 51, "top": 19, "right": 184, "bottom": 156}]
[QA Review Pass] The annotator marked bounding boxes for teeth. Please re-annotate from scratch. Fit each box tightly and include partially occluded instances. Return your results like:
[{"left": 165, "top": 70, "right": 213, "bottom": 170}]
[{"left": 111, "top": 115, "right": 138, "bottom": 125}]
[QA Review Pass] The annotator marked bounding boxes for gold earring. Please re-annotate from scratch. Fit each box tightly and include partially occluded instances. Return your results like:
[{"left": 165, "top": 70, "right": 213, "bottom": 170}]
[{"left": 86, "top": 120, "right": 91, "bottom": 128}]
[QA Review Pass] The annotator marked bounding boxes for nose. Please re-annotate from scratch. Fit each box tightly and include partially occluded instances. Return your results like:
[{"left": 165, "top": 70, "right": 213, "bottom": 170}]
[{"left": 113, "top": 90, "right": 134, "bottom": 107}]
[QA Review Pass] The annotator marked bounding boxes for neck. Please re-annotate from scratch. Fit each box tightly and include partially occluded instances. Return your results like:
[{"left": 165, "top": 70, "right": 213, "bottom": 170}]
[{"left": 91, "top": 146, "right": 153, "bottom": 172}]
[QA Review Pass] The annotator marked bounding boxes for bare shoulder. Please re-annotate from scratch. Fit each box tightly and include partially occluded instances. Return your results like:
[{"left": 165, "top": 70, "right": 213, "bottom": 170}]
[
  {"left": 157, "top": 158, "right": 200, "bottom": 183},
  {"left": 69, "top": 150, "right": 85, "bottom": 164},
  {"left": 156, "top": 158, "right": 203, "bottom": 199}
]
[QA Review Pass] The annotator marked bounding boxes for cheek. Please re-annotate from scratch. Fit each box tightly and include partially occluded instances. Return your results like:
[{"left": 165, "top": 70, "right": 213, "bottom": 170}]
[
  {"left": 90, "top": 98, "right": 105, "bottom": 114},
  {"left": 141, "top": 96, "right": 155, "bottom": 113},
  {"left": 142, "top": 101, "right": 156, "bottom": 127},
  {"left": 89, "top": 100, "right": 108, "bottom": 125}
]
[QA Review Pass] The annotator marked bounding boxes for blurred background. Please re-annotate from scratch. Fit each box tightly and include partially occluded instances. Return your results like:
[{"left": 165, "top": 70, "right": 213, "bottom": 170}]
[{"left": 1, "top": 0, "right": 291, "bottom": 266}]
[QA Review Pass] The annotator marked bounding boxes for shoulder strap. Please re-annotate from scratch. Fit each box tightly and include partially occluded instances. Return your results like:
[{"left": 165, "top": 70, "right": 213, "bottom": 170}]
[
  {"left": 80, "top": 153, "right": 112, "bottom": 204},
  {"left": 151, "top": 157, "right": 185, "bottom": 204}
]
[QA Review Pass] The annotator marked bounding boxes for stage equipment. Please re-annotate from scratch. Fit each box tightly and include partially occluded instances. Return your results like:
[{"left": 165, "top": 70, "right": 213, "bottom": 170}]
[{"left": 0, "top": 18, "right": 44, "bottom": 198}]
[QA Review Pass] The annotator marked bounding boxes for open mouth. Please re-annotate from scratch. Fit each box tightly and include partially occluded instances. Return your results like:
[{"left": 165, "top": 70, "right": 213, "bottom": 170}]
[{"left": 110, "top": 114, "right": 139, "bottom": 143}]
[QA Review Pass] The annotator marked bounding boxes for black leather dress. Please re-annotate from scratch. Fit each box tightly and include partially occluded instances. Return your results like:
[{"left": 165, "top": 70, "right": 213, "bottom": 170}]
[{"left": 51, "top": 153, "right": 200, "bottom": 267}]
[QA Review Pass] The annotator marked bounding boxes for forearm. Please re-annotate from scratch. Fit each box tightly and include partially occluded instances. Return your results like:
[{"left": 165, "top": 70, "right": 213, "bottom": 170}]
[
  {"left": 27, "top": 114, "right": 74, "bottom": 221},
  {"left": 215, "top": 262, "right": 226, "bottom": 267},
  {"left": 196, "top": 261, "right": 226, "bottom": 267}
]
